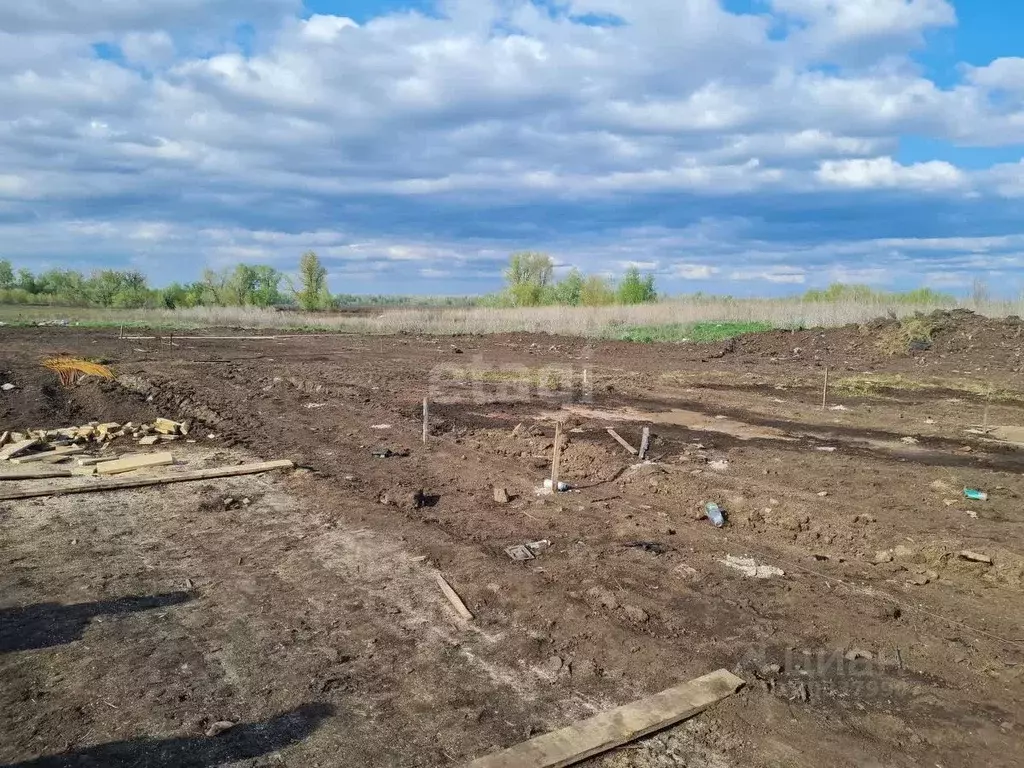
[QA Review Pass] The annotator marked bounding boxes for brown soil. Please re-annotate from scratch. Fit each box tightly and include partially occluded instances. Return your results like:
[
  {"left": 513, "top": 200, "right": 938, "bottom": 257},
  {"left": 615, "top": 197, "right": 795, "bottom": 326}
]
[{"left": 1, "top": 313, "right": 1023, "bottom": 767}]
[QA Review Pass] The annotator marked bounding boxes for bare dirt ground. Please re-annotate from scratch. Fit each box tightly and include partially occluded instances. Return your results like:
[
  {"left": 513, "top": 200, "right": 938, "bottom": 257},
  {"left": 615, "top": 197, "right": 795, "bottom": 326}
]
[{"left": 2, "top": 310, "right": 1023, "bottom": 767}]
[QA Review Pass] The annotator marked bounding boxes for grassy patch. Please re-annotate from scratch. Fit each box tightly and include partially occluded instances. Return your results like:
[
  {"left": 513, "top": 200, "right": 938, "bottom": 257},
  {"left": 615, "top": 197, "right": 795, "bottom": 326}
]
[
  {"left": 834, "top": 373, "right": 1022, "bottom": 402},
  {"left": 613, "top": 321, "right": 775, "bottom": 344},
  {"left": 874, "top": 313, "right": 944, "bottom": 355}
]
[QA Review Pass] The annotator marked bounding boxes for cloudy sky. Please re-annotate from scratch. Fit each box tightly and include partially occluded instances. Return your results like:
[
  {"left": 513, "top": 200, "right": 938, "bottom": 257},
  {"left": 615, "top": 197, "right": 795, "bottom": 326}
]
[{"left": 1, "top": 0, "right": 1023, "bottom": 296}]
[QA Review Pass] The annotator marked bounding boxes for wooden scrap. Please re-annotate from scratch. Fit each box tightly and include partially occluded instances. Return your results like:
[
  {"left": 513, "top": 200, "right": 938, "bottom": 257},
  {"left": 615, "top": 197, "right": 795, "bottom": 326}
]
[
  {"left": 0, "top": 432, "right": 9, "bottom": 447},
  {"left": 95, "top": 452, "right": 175, "bottom": 476},
  {"left": 0, "top": 467, "right": 74, "bottom": 480},
  {"left": 0, "top": 439, "right": 39, "bottom": 462},
  {"left": 153, "top": 418, "right": 183, "bottom": 435},
  {"left": 639, "top": 427, "right": 651, "bottom": 461},
  {"left": 10, "top": 446, "right": 86, "bottom": 465},
  {"left": 77, "top": 454, "right": 136, "bottom": 466},
  {"left": 606, "top": 429, "right": 638, "bottom": 456},
  {"left": 434, "top": 573, "right": 474, "bottom": 621},
  {"left": 0, "top": 460, "right": 295, "bottom": 501},
  {"left": 466, "top": 669, "right": 745, "bottom": 768},
  {"left": 158, "top": 434, "right": 179, "bottom": 442},
  {"left": 72, "top": 466, "right": 98, "bottom": 477},
  {"left": 10, "top": 432, "right": 27, "bottom": 443},
  {"left": 138, "top": 436, "right": 161, "bottom": 446}
]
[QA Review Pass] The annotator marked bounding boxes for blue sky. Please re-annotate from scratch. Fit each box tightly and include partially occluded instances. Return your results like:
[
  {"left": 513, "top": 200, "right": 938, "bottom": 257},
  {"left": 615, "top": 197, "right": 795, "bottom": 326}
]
[{"left": 1, "top": 1, "right": 1023, "bottom": 297}]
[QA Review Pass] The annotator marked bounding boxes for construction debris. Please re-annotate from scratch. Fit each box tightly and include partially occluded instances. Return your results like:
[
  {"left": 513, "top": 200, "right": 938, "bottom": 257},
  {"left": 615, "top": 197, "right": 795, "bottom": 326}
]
[
  {"left": 0, "top": 417, "right": 206, "bottom": 462},
  {"left": 1, "top": 383, "right": 15, "bottom": 392},
  {"left": 0, "top": 460, "right": 295, "bottom": 501},
  {"left": 9, "top": 445, "right": 85, "bottom": 465},
  {"left": 606, "top": 428, "right": 638, "bottom": 456},
  {"left": 505, "top": 544, "right": 536, "bottom": 561},
  {"left": 465, "top": 669, "right": 744, "bottom": 768},
  {"left": 0, "top": 439, "right": 38, "bottom": 462},
  {"left": 959, "top": 550, "right": 993, "bottom": 565},
  {"left": 434, "top": 573, "right": 474, "bottom": 621},
  {"left": 719, "top": 555, "right": 784, "bottom": 579},
  {"left": 95, "top": 452, "right": 175, "bottom": 476}
]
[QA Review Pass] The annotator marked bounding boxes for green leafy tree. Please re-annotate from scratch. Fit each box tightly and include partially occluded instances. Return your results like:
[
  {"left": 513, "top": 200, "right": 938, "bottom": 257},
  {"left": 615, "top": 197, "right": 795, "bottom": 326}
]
[
  {"left": 294, "top": 251, "right": 332, "bottom": 311},
  {"left": 0, "top": 260, "right": 14, "bottom": 290},
  {"left": 553, "top": 268, "right": 584, "bottom": 306},
  {"left": 504, "top": 251, "right": 554, "bottom": 307},
  {"left": 580, "top": 275, "right": 615, "bottom": 307},
  {"left": 249, "top": 265, "right": 284, "bottom": 306},
  {"left": 16, "top": 269, "right": 36, "bottom": 294},
  {"left": 617, "top": 266, "right": 657, "bottom": 305}
]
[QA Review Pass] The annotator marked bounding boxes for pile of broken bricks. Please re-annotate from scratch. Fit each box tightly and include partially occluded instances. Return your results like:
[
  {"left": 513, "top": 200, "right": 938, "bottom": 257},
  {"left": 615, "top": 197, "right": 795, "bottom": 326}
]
[{"left": 0, "top": 417, "right": 190, "bottom": 476}]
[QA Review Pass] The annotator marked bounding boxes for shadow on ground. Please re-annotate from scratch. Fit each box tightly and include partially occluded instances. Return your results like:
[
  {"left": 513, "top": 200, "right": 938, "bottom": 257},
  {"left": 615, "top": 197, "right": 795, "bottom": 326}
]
[
  {"left": 0, "top": 592, "right": 193, "bottom": 654},
  {"left": 0, "top": 703, "right": 334, "bottom": 768}
]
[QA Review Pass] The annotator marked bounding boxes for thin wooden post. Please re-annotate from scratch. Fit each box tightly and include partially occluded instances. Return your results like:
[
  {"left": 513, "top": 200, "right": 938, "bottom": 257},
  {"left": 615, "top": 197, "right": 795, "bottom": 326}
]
[
  {"left": 821, "top": 367, "right": 829, "bottom": 410},
  {"left": 422, "top": 398, "right": 429, "bottom": 444},
  {"left": 119, "top": 324, "right": 124, "bottom": 340},
  {"left": 551, "top": 421, "right": 563, "bottom": 490},
  {"left": 639, "top": 427, "right": 651, "bottom": 461}
]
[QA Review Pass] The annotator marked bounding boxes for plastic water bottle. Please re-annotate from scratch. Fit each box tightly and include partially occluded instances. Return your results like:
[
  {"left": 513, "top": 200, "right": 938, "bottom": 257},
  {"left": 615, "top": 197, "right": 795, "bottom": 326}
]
[{"left": 705, "top": 502, "right": 725, "bottom": 528}]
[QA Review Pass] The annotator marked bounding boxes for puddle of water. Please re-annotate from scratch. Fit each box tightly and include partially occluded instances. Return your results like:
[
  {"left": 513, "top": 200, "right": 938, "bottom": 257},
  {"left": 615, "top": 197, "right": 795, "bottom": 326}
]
[{"left": 551, "top": 405, "right": 794, "bottom": 441}]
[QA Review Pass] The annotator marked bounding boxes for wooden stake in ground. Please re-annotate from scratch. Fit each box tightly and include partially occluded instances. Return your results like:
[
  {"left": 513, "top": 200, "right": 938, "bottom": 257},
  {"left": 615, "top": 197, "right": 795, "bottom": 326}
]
[
  {"left": 0, "top": 460, "right": 295, "bottom": 502},
  {"left": 465, "top": 668, "right": 745, "bottom": 768},
  {"left": 606, "top": 428, "right": 638, "bottom": 456},
  {"left": 551, "top": 421, "right": 563, "bottom": 489},
  {"left": 821, "top": 366, "right": 830, "bottom": 410},
  {"left": 422, "top": 398, "right": 429, "bottom": 444},
  {"left": 434, "top": 573, "right": 473, "bottom": 621},
  {"left": 639, "top": 427, "right": 651, "bottom": 461}
]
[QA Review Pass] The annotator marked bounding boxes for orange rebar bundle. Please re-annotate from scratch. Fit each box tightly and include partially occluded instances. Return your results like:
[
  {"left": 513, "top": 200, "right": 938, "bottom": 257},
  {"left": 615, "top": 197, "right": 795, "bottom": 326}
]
[{"left": 42, "top": 357, "right": 114, "bottom": 387}]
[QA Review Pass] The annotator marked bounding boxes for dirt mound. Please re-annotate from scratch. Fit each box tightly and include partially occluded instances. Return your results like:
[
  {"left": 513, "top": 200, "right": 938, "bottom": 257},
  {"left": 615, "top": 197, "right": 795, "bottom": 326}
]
[{"left": 0, "top": 358, "right": 158, "bottom": 432}]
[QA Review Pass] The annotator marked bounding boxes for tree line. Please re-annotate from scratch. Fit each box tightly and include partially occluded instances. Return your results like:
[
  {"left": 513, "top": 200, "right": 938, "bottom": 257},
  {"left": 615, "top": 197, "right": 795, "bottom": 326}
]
[
  {"left": 0, "top": 252, "right": 334, "bottom": 311},
  {"left": 0, "top": 251, "right": 658, "bottom": 311},
  {"left": 490, "top": 252, "right": 658, "bottom": 307}
]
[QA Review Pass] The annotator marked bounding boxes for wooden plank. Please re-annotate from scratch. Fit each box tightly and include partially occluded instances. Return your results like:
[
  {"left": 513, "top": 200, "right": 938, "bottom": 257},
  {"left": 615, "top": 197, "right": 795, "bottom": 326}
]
[
  {"left": 434, "top": 573, "right": 474, "bottom": 621},
  {"left": 639, "top": 427, "right": 651, "bottom": 461},
  {"left": 77, "top": 454, "right": 135, "bottom": 467},
  {"left": 95, "top": 452, "right": 175, "bottom": 476},
  {"left": 551, "top": 421, "right": 563, "bottom": 489},
  {"left": 9, "top": 446, "right": 86, "bottom": 465},
  {"left": 154, "top": 418, "right": 182, "bottom": 435},
  {"left": 0, "top": 432, "right": 10, "bottom": 448},
  {"left": 606, "top": 429, "right": 638, "bottom": 456},
  {"left": 0, "top": 460, "right": 295, "bottom": 501},
  {"left": 0, "top": 439, "right": 38, "bottom": 462},
  {"left": 0, "top": 467, "right": 74, "bottom": 481},
  {"left": 466, "top": 669, "right": 744, "bottom": 768}
]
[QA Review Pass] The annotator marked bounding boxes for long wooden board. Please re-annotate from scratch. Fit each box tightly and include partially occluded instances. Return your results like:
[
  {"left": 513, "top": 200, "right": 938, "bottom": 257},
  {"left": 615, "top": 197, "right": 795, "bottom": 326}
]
[
  {"left": 465, "top": 669, "right": 744, "bottom": 768},
  {"left": 0, "top": 467, "right": 74, "bottom": 481},
  {"left": 0, "top": 460, "right": 295, "bottom": 501}
]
